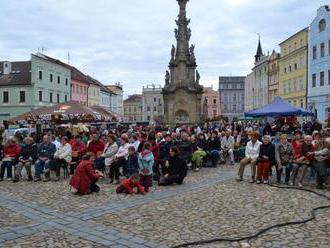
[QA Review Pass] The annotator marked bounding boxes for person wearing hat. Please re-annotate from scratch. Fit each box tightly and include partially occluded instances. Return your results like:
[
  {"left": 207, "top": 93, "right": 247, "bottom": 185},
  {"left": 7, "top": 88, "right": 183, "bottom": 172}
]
[
  {"left": 13, "top": 137, "right": 37, "bottom": 182},
  {"left": 0, "top": 137, "right": 21, "bottom": 181}
]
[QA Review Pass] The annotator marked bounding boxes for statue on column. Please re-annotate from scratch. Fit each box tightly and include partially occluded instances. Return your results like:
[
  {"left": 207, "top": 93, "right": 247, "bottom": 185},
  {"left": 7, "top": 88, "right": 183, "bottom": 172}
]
[
  {"left": 165, "top": 70, "right": 170, "bottom": 85},
  {"left": 196, "top": 70, "right": 200, "bottom": 84},
  {"left": 190, "top": 44, "right": 196, "bottom": 63},
  {"left": 171, "top": 45, "right": 176, "bottom": 61},
  {"left": 174, "top": 28, "right": 179, "bottom": 40}
]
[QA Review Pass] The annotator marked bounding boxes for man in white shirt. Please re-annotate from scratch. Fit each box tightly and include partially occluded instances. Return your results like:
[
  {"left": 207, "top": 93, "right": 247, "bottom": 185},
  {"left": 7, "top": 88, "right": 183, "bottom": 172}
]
[
  {"left": 237, "top": 131, "right": 262, "bottom": 183},
  {"left": 220, "top": 129, "right": 235, "bottom": 165}
]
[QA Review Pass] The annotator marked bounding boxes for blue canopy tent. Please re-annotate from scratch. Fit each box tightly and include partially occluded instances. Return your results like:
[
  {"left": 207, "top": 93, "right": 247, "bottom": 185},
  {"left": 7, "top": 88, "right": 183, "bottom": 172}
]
[{"left": 245, "top": 96, "right": 313, "bottom": 117}]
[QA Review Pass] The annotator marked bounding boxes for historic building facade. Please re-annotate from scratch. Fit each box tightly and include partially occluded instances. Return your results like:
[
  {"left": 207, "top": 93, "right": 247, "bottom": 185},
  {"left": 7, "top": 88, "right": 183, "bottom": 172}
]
[
  {"left": 219, "top": 76, "right": 245, "bottom": 120},
  {"left": 87, "top": 77, "right": 101, "bottom": 107},
  {"left": 244, "top": 72, "right": 255, "bottom": 112},
  {"left": 0, "top": 53, "right": 71, "bottom": 121},
  {"left": 201, "top": 87, "right": 221, "bottom": 120},
  {"left": 308, "top": 5, "right": 330, "bottom": 123},
  {"left": 268, "top": 50, "right": 280, "bottom": 103},
  {"left": 107, "top": 83, "right": 124, "bottom": 115},
  {"left": 70, "top": 67, "right": 89, "bottom": 106},
  {"left": 252, "top": 39, "right": 269, "bottom": 109},
  {"left": 123, "top": 94, "right": 143, "bottom": 123},
  {"left": 279, "top": 28, "right": 309, "bottom": 109},
  {"left": 142, "top": 84, "right": 164, "bottom": 124},
  {"left": 162, "top": 0, "right": 203, "bottom": 125}
]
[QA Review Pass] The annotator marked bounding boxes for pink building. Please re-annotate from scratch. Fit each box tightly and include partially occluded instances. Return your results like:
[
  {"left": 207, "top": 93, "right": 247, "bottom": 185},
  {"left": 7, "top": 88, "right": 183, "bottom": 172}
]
[
  {"left": 70, "top": 67, "right": 90, "bottom": 105},
  {"left": 201, "top": 87, "right": 221, "bottom": 119}
]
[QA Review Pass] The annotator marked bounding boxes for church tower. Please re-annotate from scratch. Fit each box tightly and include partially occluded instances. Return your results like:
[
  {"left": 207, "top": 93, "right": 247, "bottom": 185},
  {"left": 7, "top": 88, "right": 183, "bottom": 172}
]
[
  {"left": 162, "top": 0, "right": 203, "bottom": 125},
  {"left": 255, "top": 36, "right": 264, "bottom": 63}
]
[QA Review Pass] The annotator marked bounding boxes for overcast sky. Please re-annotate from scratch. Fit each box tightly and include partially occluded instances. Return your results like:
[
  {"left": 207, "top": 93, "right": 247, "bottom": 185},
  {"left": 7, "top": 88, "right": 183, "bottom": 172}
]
[{"left": 0, "top": 0, "right": 328, "bottom": 97}]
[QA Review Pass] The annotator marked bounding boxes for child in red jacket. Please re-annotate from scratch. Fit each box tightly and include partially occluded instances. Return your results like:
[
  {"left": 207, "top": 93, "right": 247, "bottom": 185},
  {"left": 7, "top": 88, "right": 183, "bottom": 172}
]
[{"left": 116, "top": 174, "right": 145, "bottom": 195}]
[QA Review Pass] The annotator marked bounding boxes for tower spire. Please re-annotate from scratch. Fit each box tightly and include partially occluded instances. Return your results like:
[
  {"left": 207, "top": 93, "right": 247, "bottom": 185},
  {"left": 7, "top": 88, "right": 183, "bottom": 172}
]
[{"left": 255, "top": 34, "right": 263, "bottom": 63}]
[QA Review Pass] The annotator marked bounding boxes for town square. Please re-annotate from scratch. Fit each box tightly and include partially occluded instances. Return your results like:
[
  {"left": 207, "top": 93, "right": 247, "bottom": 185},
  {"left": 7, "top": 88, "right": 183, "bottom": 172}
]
[{"left": 0, "top": 0, "right": 330, "bottom": 248}]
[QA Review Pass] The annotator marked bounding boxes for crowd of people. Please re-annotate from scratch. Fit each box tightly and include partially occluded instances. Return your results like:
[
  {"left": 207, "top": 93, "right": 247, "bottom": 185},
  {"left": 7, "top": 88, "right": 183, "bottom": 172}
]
[{"left": 0, "top": 118, "right": 329, "bottom": 196}]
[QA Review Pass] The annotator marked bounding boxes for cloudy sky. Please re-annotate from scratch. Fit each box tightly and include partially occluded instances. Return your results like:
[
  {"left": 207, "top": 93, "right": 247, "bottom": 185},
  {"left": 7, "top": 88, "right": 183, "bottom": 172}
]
[{"left": 0, "top": 0, "right": 328, "bottom": 97}]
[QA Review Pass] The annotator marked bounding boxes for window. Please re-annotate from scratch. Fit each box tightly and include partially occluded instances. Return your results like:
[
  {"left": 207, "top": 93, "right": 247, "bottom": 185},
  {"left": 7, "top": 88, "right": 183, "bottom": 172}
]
[
  {"left": 321, "top": 42, "right": 325, "bottom": 57},
  {"left": 328, "top": 70, "right": 330, "bottom": 85},
  {"left": 65, "top": 78, "right": 68, "bottom": 86},
  {"left": 39, "top": 71, "right": 43, "bottom": 80},
  {"left": 319, "top": 19, "right": 326, "bottom": 32},
  {"left": 289, "top": 65, "right": 292, "bottom": 72},
  {"left": 313, "top": 46, "right": 317, "bottom": 60},
  {"left": 57, "top": 94, "right": 60, "bottom": 103},
  {"left": 213, "top": 99, "right": 216, "bottom": 104},
  {"left": 80, "top": 86, "right": 83, "bottom": 94},
  {"left": 294, "top": 63, "right": 297, "bottom": 70},
  {"left": 312, "top": 74, "right": 316, "bottom": 87},
  {"left": 293, "top": 100, "right": 297, "bottom": 106},
  {"left": 147, "top": 116, "right": 150, "bottom": 121},
  {"left": 293, "top": 78, "right": 297, "bottom": 91},
  {"left": 300, "top": 99, "right": 304, "bottom": 108},
  {"left": 147, "top": 106, "right": 151, "bottom": 111},
  {"left": 57, "top": 76, "right": 60, "bottom": 84},
  {"left": 320, "top": 71, "right": 325, "bottom": 86},
  {"left": 233, "top": 104, "right": 236, "bottom": 111},
  {"left": 3, "top": 91, "right": 9, "bottom": 103},
  {"left": 284, "top": 67, "right": 287, "bottom": 73},
  {"left": 65, "top": 95, "right": 67, "bottom": 102},
  {"left": 154, "top": 98, "right": 156, "bottom": 102},
  {"left": 299, "top": 77, "right": 304, "bottom": 91},
  {"left": 50, "top": 74, "right": 53, "bottom": 82},
  {"left": 233, "top": 93, "right": 236, "bottom": 101},
  {"left": 154, "top": 106, "right": 157, "bottom": 111},
  {"left": 232, "top": 84, "right": 237, "bottom": 89},
  {"left": 39, "top": 91, "right": 43, "bottom": 102},
  {"left": 224, "top": 105, "right": 227, "bottom": 111},
  {"left": 19, "top": 91, "right": 25, "bottom": 103},
  {"left": 50, "top": 92, "right": 53, "bottom": 103}
]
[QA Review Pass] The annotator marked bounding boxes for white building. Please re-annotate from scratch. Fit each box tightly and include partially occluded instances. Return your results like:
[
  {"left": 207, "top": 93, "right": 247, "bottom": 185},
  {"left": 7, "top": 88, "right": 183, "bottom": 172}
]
[
  {"left": 308, "top": 5, "right": 330, "bottom": 123},
  {"left": 107, "top": 83, "right": 123, "bottom": 115},
  {"left": 142, "top": 84, "right": 164, "bottom": 124},
  {"left": 244, "top": 72, "right": 255, "bottom": 112}
]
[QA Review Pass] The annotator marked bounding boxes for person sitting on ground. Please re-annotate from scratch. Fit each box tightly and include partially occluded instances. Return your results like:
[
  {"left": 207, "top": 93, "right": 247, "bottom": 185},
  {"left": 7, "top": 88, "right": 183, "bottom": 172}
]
[
  {"left": 191, "top": 133, "right": 207, "bottom": 171},
  {"left": 275, "top": 134, "right": 294, "bottom": 184},
  {"left": 159, "top": 146, "right": 187, "bottom": 186},
  {"left": 308, "top": 137, "right": 330, "bottom": 189},
  {"left": 0, "top": 137, "right": 21, "bottom": 181},
  {"left": 237, "top": 131, "right": 262, "bottom": 183},
  {"left": 109, "top": 134, "right": 130, "bottom": 184},
  {"left": 138, "top": 142, "right": 154, "bottom": 193},
  {"left": 87, "top": 134, "right": 105, "bottom": 157},
  {"left": 70, "top": 153, "right": 104, "bottom": 195},
  {"left": 220, "top": 129, "right": 235, "bottom": 165},
  {"left": 13, "top": 137, "right": 37, "bottom": 183},
  {"left": 50, "top": 136, "right": 72, "bottom": 181},
  {"left": 127, "top": 146, "right": 139, "bottom": 177},
  {"left": 116, "top": 174, "right": 145, "bottom": 195},
  {"left": 291, "top": 135, "right": 315, "bottom": 187},
  {"left": 257, "top": 135, "right": 275, "bottom": 184}
]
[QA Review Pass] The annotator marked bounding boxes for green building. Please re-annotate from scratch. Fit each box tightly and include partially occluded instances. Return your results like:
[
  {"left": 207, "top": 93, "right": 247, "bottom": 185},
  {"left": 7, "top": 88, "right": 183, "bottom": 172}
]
[{"left": 0, "top": 53, "right": 71, "bottom": 122}]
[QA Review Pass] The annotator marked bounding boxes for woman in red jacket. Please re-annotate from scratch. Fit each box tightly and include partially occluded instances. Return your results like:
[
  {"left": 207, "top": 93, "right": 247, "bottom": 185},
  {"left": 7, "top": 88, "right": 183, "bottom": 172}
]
[
  {"left": 70, "top": 153, "right": 104, "bottom": 195},
  {"left": 0, "top": 137, "right": 21, "bottom": 181}
]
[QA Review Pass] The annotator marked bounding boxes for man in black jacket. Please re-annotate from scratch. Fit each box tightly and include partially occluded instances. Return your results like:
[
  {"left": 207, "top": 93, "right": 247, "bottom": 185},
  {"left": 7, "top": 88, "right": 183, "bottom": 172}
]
[{"left": 13, "top": 137, "right": 37, "bottom": 182}]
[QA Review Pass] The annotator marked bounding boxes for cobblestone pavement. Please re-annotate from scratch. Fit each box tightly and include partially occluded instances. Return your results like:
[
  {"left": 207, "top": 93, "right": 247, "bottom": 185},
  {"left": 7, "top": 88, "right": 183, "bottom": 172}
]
[{"left": 0, "top": 164, "right": 329, "bottom": 248}]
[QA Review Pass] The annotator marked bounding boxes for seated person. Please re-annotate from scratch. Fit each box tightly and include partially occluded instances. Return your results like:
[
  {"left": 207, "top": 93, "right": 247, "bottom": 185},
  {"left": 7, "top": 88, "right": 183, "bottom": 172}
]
[
  {"left": 291, "top": 135, "right": 315, "bottom": 187},
  {"left": 87, "top": 134, "right": 105, "bottom": 157},
  {"left": 50, "top": 136, "right": 72, "bottom": 181},
  {"left": 178, "top": 133, "right": 193, "bottom": 164},
  {"left": 97, "top": 134, "right": 118, "bottom": 173},
  {"left": 257, "top": 135, "right": 275, "bottom": 184},
  {"left": 34, "top": 135, "right": 56, "bottom": 182},
  {"left": 309, "top": 137, "right": 330, "bottom": 189},
  {"left": 207, "top": 131, "right": 221, "bottom": 167},
  {"left": 237, "top": 131, "right": 262, "bottom": 183},
  {"left": 275, "top": 134, "right": 294, "bottom": 184},
  {"left": 0, "top": 137, "right": 21, "bottom": 181},
  {"left": 159, "top": 147, "right": 187, "bottom": 186},
  {"left": 191, "top": 133, "right": 207, "bottom": 171},
  {"left": 13, "top": 137, "right": 37, "bottom": 182},
  {"left": 70, "top": 153, "right": 104, "bottom": 195},
  {"left": 220, "top": 129, "right": 235, "bottom": 165},
  {"left": 116, "top": 174, "right": 145, "bottom": 195}
]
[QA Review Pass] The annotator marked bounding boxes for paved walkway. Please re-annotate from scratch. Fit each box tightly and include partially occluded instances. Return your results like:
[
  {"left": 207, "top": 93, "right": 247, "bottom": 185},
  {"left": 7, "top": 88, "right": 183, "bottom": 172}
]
[{"left": 0, "top": 165, "right": 329, "bottom": 248}]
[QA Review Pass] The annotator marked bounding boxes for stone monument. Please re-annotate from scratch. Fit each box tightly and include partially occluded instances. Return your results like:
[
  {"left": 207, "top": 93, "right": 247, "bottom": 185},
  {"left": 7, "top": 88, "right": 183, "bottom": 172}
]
[{"left": 162, "top": 0, "right": 203, "bottom": 125}]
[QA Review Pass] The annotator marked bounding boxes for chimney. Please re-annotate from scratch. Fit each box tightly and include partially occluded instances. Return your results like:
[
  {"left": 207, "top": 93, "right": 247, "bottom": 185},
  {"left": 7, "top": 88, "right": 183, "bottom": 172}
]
[{"left": 3, "top": 61, "right": 12, "bottom": 75}]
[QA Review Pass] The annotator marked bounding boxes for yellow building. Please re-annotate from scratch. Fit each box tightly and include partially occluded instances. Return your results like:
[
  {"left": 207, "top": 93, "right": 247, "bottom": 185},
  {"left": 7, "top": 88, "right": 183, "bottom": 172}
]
[
  {"left": 278, "top": 28, "right": 308, "bottom": 108},
  {"left": 87, "top": 77, "right": 101, "bottom": 107},
  {"left": 123, "top": 94, "right": 143, "bottom": 122}
]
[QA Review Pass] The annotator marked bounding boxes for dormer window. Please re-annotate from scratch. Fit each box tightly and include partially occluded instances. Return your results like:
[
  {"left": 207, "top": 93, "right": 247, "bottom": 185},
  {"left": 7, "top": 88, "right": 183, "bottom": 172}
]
[{"left": 319, "top": 19, "right": 326, "bottom": 32}]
